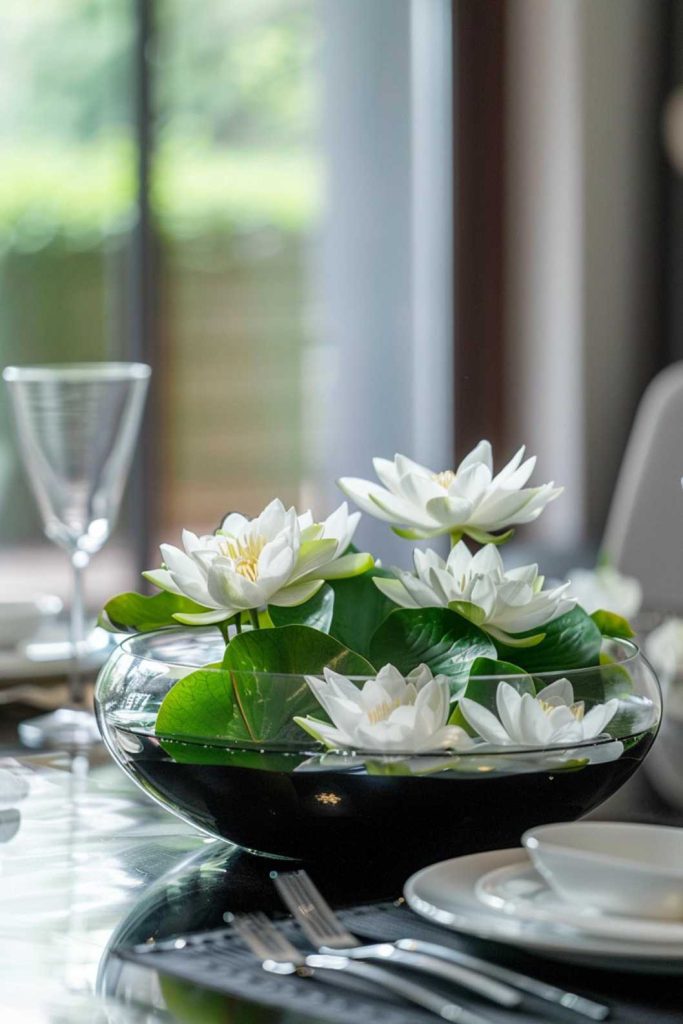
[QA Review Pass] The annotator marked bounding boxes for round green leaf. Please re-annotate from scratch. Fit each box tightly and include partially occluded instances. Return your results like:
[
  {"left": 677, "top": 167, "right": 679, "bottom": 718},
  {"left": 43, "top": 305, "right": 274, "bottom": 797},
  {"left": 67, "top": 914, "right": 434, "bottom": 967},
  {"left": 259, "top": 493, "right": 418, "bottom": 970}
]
[
  {"left": 268, "top": 583, "right": 334, "bottom": 633},
  {"left": 495, "top": 607, "right": 602, "bottom": 673},
  {"left": 590, "top": 609, "right": 635, "bottom": 640},
  {"left": 155, "top": 626, "right": 374, "bottom": 750},
  {"left": 369, "top": 608, "right": 496, "bottom": 683},
  {"left": 99, "top": 590, "right": 210, "bottom": 633},
  {"left": 328, "top": 569, "right": 397, "bottom": 658}
]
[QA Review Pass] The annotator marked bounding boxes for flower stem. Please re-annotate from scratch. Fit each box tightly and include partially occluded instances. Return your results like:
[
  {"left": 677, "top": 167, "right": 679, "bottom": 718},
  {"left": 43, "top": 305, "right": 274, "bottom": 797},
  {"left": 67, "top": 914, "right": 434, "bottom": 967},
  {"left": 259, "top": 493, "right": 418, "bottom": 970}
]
[
  {"left": 449, "top": 530, "right": 463, "bottom": 549},
  {"left": 217, "top": 619, "right": 231, "bottom": 645},
  {"left": 249, "top": 608, "right": 260, "bottom": 630}
]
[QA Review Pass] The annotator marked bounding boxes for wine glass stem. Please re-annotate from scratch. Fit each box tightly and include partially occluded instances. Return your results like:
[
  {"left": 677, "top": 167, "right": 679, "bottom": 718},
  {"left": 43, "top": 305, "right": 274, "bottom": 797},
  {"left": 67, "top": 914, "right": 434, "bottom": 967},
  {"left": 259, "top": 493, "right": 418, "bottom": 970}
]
[{"left": 69, "top": 551, "right": 90, "bottom": 705}]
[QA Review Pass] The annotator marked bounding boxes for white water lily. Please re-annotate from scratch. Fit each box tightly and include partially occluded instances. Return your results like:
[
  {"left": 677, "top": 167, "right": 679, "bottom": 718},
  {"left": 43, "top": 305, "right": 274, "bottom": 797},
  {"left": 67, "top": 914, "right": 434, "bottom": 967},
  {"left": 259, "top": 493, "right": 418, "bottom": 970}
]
[
  {"left": 294, "top": 663, "right": 475, "bottom": 753},
  {"left": 566, "top": 565, "right": 642, "bottom": 619},
  {"left": 338, "top": 441, "right": 562, "bottom": 542},
  {"left": 459, "top": 679, "right": 619, "bottom": 748},
  {"left": 144, "top": 499, "right": 372, "bottom": 625},
  {"left": 374, "top": 541, "right": 575, "bottom": 644}
]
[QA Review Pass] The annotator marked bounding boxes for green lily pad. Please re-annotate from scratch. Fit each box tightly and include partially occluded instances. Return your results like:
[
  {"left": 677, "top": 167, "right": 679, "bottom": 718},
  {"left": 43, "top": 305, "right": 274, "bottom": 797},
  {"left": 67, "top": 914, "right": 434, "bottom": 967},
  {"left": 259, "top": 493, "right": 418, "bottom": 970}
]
[
  {"left": 328, "top": 568, "right": 397, "bottom": 658},
  {"left": 591, "top": 609, "right": 635, "bottom": 640},
  {"left": 99, "top": 590, "right": 210, "bottom": 633},
  {"left": 495, "top": 607, "right": 602, "bottom": 673},
  {"left": 369, "top": 607, "right": 496, "bottom": 684},
  {"left": 155, "top": 625, "right": 374, "bottom": 750},
  {"left": 268, "top": 583, "right": 334, "bottom": 633}
]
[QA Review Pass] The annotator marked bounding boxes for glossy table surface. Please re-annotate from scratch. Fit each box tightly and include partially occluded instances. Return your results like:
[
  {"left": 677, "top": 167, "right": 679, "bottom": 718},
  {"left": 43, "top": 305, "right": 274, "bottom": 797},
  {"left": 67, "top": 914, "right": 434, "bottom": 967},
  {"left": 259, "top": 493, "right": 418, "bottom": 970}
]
[{"left": 1, "top": 748, "right": 682, "bottom": 1024}]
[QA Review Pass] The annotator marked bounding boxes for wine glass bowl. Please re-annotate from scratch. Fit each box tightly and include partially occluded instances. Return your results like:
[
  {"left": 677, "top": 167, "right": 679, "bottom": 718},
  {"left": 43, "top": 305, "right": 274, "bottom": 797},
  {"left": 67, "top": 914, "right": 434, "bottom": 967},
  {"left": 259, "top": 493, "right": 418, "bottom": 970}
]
[
  {"left": 3, "top": 362, "right": 150, "bottom": 748},
  {"left": 3, "top": 363, "right": 150, "bottom": 557}
]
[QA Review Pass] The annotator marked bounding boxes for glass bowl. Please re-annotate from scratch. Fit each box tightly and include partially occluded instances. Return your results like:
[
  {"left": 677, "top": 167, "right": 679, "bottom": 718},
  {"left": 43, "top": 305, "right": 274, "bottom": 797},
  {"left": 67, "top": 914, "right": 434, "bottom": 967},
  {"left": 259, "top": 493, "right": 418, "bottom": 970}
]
[{"left": 95, "top": 628, "right": 661, "bottom": 871}]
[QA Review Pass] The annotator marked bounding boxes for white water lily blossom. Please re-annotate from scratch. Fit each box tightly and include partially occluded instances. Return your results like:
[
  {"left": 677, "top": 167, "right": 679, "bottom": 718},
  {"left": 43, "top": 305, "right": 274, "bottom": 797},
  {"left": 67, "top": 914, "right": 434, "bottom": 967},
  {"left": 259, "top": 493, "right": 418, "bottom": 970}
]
[
  {"left": 294, "top": 664, "right": 475, "bottom": 753},
  {"left": 338, "top": 441, "right": 562, "bottom": 542},
  {"left": 459, "top": 679, "right": 619, "bottom": 748},
  {"left": 144, "top": 499, "right": 372, "bottom": 625},
  {"left": 374, "top": 542, "right": 575, "bottom": 644}
]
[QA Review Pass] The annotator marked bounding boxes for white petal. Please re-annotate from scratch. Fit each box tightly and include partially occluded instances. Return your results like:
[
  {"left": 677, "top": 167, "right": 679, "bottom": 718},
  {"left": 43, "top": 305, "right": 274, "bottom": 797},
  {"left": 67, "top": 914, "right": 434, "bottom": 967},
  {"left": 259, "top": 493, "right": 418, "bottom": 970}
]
[
  {"left": 401, "top": 572, "right": 443, "bottom": 608},
  {"left": 220, "top": 512, "right": 249, "bottom": 535},
  {"left": 173, "top": 608, "right": 233, "bottom": 625},
  {"left": 445, "top": 540, "right": 474, "bottom": 578},
  {"left": 582, "top": 699, "right": 619, "bottom": 738},
  {"left": 372, "top": 456, "right": 402, "bottom": 490},
  {"left": 143, "top": 569, "right": 184, "bottom": 596},
  {"left": 268, "top": 578, "right": 325, "bottom": 607},
  {"left": 414, "top": 548, "right": 447, "bottom": 577},
  {"left": 536, "top": 678, "right": 574, "bottom": 705},
  {"left": 373, "top": 576, "right": 420, "bottom": 608},
  {"left": 449, "top": 463, "right": 491, "bottom": 504},
  {"left": 337, "top": 477, "right": 412, "bottom": 524},
  {"left": 470, "top": 544, "right": 504, "bottom": 576},
  {"left": 398, "top": 471, "right": 444, "bottom": 508},
  {"left": 393, "top": 453, "right": 434, "bottom": 479},
  {"left": 424, "top": 494, "right": 474, "bottom": 527},
  {"left": 459, "top": 698, "right": 511, "bottom": 744},
  {"left": 496, "top": 683, "right": 524, "bottom": 742},
  {"left": 458, "top": 439, "right": 493, "bottom": 473},
  {"left": 518, "top": 694, "right": 552, "bottom": 745}
]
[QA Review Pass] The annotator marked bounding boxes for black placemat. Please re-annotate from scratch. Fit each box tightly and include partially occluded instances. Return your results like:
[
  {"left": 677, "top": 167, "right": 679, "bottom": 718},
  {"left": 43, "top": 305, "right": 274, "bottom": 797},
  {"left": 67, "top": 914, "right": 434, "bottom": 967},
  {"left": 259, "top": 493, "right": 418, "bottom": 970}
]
[{"left": 117, "top": 902, "right": 683, "bottom": 1024}]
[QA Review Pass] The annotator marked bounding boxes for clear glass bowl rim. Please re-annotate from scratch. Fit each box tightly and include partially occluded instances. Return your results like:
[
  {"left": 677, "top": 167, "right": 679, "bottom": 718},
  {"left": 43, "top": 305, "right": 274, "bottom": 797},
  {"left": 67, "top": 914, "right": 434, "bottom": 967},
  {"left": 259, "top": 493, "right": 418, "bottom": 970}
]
[
  {"left": 100, "top": 632, "right": 660, "bottom": 758},
  {"left": 3, "top": 362, "right": 151, "bottom": 383},
  {"left": 114, "top": 629, "right": 645, "bottom": 681}
]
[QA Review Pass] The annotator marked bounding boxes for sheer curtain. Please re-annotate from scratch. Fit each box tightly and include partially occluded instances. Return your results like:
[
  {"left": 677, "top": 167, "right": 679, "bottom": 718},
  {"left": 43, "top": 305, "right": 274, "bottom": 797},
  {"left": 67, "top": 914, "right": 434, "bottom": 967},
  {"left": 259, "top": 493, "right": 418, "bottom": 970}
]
[{"left": 311, "top": 0, "right": 454, "bottom": 566}]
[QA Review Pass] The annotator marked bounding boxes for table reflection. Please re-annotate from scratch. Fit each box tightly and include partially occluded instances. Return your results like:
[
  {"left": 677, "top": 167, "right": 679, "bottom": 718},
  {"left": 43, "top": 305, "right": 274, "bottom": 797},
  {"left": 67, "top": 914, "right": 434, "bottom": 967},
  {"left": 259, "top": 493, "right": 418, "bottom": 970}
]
[{"left": 0, "top": 751, "right": 390, "bottom": 1023}]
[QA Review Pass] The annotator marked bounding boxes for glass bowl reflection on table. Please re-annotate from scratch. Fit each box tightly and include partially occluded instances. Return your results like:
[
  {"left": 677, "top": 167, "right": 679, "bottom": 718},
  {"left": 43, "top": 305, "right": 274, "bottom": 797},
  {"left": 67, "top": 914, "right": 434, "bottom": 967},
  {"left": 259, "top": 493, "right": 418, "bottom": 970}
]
[{"left": 94, "top": 628, "right": 661, "bottom": 874}]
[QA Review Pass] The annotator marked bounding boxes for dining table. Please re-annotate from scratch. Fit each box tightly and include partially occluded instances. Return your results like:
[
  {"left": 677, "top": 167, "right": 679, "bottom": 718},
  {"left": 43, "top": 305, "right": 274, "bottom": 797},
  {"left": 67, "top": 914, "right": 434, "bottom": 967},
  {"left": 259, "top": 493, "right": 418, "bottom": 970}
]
[{"left": 0, "top": 736, "right": 682, "bottom": 1024}]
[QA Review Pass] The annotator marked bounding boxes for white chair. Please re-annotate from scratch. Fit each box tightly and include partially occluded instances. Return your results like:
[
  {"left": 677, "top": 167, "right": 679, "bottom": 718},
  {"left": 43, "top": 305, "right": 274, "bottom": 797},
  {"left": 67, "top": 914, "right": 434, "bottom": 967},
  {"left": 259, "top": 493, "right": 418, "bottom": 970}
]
[{"left": 603, "top": 362, "right": 683, "bottom": 613}]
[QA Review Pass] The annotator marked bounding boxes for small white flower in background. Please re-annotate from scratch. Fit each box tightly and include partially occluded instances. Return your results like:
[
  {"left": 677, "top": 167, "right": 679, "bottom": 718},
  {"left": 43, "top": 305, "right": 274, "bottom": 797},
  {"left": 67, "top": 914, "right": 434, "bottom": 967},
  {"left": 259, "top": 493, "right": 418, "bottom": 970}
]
[
  {"left": 294, "top": 663, "right": 474, "bottom": 753},
  {"left": 338, "top": 441, "right": 562, "bottom": 541},
  {"left": 644, "top": 617, "right": 683, "bottom": 681},
  {"left": 374, "top": 541, "right": 575, "bottom": 644},
  {"left": 144, "top": 500, "right": 372, "bottom": 625},
  {"left": 566, "top": 565, "right": 642, "bottom": 619},
  {"left": 459, "top": 679, "right": 619, "bottom": 748}
]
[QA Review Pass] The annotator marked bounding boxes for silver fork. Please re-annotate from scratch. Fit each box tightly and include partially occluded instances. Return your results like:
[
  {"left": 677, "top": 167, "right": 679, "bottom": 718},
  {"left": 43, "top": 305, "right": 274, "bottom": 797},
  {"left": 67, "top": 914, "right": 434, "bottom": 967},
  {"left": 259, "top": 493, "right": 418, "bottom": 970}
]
[
  {"left": 274, "top": 871, "right": 520, "bottom": 1009},
  {"left": 231, "top": 911, "right": 494, "bottom": 1024},
  {"left": 274, "top": 870, "right": 610, "bottom": 1022}
]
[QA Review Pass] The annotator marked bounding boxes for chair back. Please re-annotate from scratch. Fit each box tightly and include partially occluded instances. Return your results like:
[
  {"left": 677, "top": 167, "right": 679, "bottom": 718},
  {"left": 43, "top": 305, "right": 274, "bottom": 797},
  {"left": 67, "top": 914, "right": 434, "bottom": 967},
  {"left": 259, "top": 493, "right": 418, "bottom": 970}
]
[{"left": 603, "top": 362, "right": 683, "bottom": 612}]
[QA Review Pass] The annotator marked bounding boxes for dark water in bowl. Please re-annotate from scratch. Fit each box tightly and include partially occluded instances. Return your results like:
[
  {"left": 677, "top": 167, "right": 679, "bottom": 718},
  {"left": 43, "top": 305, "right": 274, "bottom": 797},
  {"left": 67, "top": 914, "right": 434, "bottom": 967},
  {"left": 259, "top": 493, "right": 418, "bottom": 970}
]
[{"left": 109, "top": 725, "right": 655, "bottom": 878}]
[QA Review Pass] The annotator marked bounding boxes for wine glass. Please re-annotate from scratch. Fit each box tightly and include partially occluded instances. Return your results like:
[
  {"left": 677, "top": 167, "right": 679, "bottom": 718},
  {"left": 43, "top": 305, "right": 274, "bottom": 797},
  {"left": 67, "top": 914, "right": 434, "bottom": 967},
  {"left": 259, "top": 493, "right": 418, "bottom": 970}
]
[{"left": 2, "top": 362, "right": 151, "bottom": 747}]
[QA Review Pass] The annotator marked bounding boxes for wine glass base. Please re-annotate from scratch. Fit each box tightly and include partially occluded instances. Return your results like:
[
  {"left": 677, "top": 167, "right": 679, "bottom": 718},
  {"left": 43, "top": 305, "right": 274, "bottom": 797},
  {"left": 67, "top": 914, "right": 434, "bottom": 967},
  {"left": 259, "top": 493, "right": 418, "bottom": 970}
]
[{"left": 18, "top": 708, "right": 102, "bottom": 750}]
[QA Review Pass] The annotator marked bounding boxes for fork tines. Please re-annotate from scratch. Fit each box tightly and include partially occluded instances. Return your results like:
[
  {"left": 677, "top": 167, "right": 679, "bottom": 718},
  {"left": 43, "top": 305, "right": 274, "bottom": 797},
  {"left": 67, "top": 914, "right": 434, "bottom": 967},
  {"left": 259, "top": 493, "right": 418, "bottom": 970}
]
[{"left": 274, "top": 869, "right": 356, "bottom": 948}]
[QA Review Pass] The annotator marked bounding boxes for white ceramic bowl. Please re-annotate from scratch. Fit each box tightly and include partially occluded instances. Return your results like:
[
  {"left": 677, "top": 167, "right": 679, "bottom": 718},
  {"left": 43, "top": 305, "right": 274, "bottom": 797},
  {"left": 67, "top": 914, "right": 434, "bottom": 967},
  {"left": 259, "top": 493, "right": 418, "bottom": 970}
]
[
  {"left": 0, "top": 596, "right": 62, "bottom": 648},
  {"left": 523, "top": 822, "right": 683, "bottom": 920}
]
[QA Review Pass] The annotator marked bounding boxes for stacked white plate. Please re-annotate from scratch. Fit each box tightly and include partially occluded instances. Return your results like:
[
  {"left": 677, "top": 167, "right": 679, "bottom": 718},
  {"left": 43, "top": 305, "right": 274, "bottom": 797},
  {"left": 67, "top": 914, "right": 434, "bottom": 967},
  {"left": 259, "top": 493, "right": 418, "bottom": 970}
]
[{"left": 404, "top": 823, "right": 683, "bottom": 974}]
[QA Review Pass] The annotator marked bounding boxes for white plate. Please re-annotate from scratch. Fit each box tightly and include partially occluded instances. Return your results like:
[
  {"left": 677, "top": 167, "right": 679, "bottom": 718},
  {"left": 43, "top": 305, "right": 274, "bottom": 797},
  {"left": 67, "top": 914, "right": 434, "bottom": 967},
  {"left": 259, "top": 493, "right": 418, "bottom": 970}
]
[
  {"left": 475, "top": 861, "right": 683, "bottom": 944},
  {"left": 404, "top": 848, "right": 683, "bottom": 974}
]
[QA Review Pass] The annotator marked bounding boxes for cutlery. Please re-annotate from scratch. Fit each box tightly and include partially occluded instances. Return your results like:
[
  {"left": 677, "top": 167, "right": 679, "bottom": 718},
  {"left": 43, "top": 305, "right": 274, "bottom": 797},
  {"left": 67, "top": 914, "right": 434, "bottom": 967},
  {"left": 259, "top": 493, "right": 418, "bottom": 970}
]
[
  {"left": 231, "top": 911, "right": 493, "bottom": 1023},
  {"left": 274, "top": 869, "right": 520, "bottom": 1009},
  {"left": 274, "top": 869, "right": 610, "bottom": 1021}
]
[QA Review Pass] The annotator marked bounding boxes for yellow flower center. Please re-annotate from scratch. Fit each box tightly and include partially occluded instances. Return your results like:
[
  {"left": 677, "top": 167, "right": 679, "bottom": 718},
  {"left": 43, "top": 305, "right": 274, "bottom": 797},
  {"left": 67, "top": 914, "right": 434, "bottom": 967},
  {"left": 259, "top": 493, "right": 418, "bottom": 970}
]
[
  {"left": 538, "top": 698, "right": 585, "bottom": 721},
  {"left": 367, "top": 697, "right": 402, "bottom": 725},
  {"left": 220, "top": 534, "right": 266, "bottom": 582},
  {"left": 432, "top": 470, "right": 456, "bottom": 489}
]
